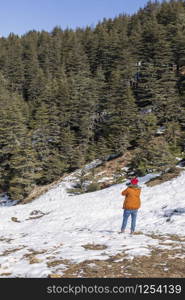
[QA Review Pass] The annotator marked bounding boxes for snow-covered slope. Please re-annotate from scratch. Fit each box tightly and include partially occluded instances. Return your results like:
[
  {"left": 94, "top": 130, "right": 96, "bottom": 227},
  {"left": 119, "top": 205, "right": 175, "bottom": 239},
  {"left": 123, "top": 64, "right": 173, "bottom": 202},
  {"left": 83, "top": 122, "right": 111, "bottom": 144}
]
[{"left": 0, "top": 170, "right": 185, "bottom": 277}]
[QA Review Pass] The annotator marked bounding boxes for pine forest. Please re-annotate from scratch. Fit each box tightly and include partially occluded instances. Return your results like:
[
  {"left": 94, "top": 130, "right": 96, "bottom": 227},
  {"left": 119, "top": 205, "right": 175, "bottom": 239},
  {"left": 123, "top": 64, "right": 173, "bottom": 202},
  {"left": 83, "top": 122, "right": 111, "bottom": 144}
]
[{"left": 0, "top": 0, "right": 185, "bottom": 201}]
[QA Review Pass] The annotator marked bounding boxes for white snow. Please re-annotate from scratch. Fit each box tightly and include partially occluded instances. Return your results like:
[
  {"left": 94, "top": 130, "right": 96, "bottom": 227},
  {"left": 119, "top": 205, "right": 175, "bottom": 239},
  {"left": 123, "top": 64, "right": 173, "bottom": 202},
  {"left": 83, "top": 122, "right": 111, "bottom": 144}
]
[
  {"left": 83, "top": 159, "right": 103, "bottom": 170},
  {"left": 0, "top": 170, "right": 185, "bottom": 277}
]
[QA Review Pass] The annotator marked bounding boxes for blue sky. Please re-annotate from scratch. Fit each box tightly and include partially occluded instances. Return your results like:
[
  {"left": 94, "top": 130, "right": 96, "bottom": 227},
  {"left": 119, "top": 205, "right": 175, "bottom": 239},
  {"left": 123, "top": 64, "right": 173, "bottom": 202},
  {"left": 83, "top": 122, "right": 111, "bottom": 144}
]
[{"left": 0, "top": 0, "right": 164, "bottom": 37}]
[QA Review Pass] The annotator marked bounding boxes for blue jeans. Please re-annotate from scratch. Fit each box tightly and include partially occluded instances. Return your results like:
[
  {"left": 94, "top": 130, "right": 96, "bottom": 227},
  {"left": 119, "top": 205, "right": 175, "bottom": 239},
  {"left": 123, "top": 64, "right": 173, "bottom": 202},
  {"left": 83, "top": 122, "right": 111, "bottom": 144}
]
[{"left": 121, "top": 209, "right": 138, "bottom": 233}]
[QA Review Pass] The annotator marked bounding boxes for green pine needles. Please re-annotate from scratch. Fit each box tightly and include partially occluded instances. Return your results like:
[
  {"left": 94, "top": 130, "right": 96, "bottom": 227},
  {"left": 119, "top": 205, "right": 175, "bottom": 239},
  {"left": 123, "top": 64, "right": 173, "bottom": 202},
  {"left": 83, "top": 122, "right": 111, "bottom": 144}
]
[{"left": 1, "top": 1, "right": 185, "bottom": 201}]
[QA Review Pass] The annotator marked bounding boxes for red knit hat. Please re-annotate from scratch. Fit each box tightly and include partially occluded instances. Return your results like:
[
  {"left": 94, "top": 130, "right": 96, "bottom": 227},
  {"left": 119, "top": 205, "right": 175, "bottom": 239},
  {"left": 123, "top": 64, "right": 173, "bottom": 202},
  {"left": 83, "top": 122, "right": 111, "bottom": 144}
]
[{"left": 131, "top": 178, "right": 138, "bottom": 185}]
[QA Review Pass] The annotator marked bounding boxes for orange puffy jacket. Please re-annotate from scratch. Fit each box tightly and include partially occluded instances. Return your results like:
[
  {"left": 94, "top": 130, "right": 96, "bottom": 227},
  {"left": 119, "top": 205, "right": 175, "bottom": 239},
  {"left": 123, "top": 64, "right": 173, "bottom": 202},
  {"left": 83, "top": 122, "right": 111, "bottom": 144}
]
[{"left": 121, "top": 186, "right": 141, "bottom": 210}]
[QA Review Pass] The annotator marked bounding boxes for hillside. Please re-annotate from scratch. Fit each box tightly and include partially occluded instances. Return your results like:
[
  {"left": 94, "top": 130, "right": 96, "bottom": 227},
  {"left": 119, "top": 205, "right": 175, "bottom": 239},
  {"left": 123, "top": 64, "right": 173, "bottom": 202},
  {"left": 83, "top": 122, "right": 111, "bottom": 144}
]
[
  {"left": 1, "top": 0, "right": 185, "bottom": 201},
  {"left": 1, "top": 166, "right": 185, "bottom": 278}
]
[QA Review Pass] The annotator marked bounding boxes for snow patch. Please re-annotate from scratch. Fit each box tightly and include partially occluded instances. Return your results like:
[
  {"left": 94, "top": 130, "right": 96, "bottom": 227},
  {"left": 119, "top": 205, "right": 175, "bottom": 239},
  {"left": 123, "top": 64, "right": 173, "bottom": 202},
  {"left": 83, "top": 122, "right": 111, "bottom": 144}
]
[{"left": 1, "top": 171, "right": 185, "bottom": 277}]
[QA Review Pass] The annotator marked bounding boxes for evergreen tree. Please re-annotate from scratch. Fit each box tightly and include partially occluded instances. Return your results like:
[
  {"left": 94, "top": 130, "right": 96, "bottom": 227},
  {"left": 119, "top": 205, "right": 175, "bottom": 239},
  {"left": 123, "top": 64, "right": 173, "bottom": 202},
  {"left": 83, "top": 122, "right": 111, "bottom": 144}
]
[
  {"left": 0, "top": 76, "right": 38, "bottom": 200},
  {"left": 130, "top": 136, "right": 176, "bottom": 175},
  {"left": 4, "top": 34, "right": 24, "bottom": 93},
  {"left": 22, "top": 32, "right": 46, "bottom": 101},
  {"left": 107, "top": 69, "right": 139, "bottom": 153}
]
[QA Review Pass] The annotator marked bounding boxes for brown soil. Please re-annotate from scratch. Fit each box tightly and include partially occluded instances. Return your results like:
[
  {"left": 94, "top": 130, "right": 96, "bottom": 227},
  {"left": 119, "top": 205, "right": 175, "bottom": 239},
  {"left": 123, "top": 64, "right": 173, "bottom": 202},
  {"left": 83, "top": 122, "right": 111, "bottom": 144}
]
[
  {"left": 82, "top": 244, "right": 108, "bottom": 250},
  {"left": 0, "top": 247, "right": 25, "bottom": 256},
  {"left": 47, "top": 234, "right": 185, "bottom": 278},
  {"left": 146, "top": 168, "right": 181, "bottom": 187}
]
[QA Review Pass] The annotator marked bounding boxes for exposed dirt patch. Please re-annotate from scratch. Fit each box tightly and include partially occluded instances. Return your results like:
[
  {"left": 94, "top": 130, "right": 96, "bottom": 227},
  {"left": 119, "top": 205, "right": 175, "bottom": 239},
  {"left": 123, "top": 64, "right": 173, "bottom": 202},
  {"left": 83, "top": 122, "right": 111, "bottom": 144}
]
[
  {"left": 29, "top": 256, "right": 43, "bottom": 264},
  {"left": 58, "top": 248, "right": 185, "bottom": 278},
  {"left": 23, "top": 249, "right": 46, "bottom": 264},
  {"left": 28, "top": 248, "right": 46, "bottom": 254},
  {"left": 47, "top": 259, "right": 70, "bottom": 268},
  {"left": 0, "top": 273, "right": 12, "bottom": 276},
  {"left": 146, "top": 168, "right": 181, "bottom": 187},
  {"left": 145, "top": 233, "right": 167, "bottom": 241},
  {"left": 23, "top": 254, "right": 43, "bottom": 264},
  {"left": 94, "top": 152, "right": 133, "bottom": 188},
  {"left": 164, "top": 234, "right": 185, "bottom": 242},
  {"left": 48, "top": 273, "right": 64, "bottom": 278},
  {"left": 0, "top": 247, "right": 25, "bottom": 256},
  {"left": 11, "top": 217, "right": 21, "bottom": 223},
  {"left": 47, "top": 234, "right": 185, "bottom": 278},
  {"left": 82, "top": 244, "right": 108, "bottom": 251}
]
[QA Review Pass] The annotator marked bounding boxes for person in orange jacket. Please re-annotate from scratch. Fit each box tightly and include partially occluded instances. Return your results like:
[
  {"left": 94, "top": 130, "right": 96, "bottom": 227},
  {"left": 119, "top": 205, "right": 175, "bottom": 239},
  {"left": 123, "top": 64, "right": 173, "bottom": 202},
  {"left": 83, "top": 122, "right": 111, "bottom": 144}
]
[{"left": 120, "top": 177, "right": 141, "bottom": 234}]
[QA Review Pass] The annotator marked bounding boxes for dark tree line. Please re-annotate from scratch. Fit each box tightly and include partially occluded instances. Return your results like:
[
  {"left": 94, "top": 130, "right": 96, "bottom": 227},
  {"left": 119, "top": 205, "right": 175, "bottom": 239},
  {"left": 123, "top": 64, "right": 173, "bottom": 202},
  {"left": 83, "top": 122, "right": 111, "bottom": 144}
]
[{"left": 0, "top": 0, "right": 185, "bottom": 201}]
